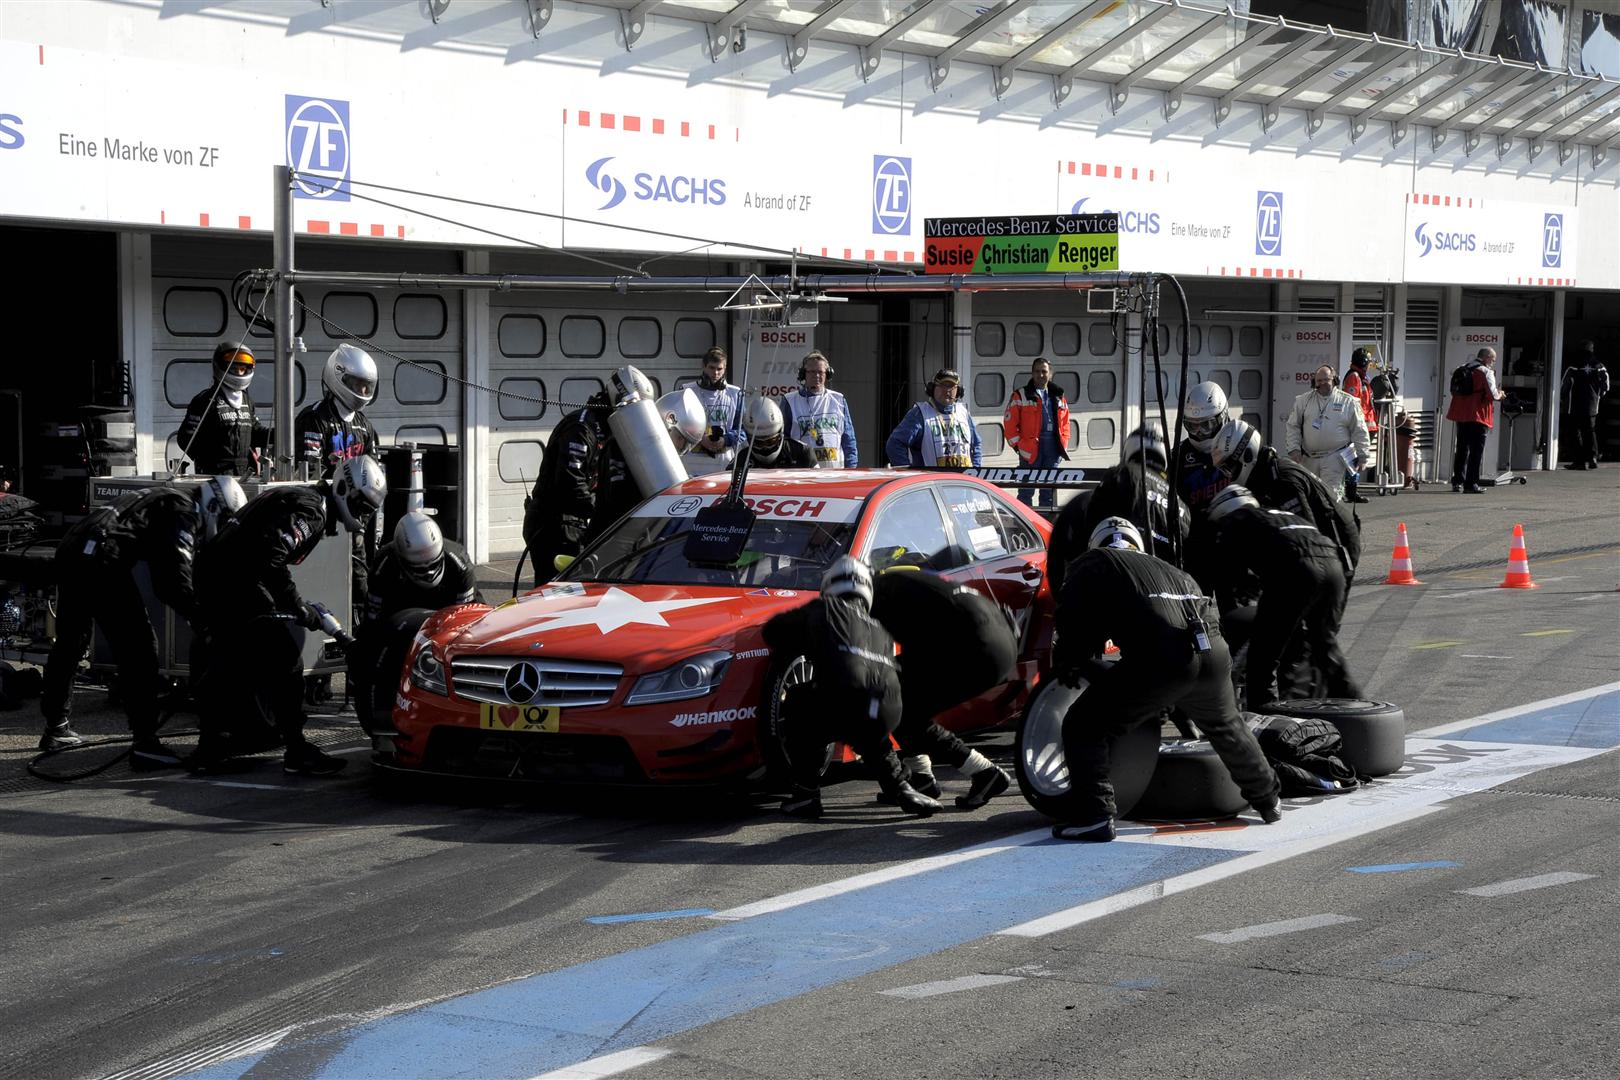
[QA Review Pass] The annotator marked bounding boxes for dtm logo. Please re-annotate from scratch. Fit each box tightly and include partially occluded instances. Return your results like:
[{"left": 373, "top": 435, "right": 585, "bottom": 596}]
[
  {"left": 1542, "top": 213, "right": 1563, "bottom": 268},
  {"left": 1254, "top": 191, "right": 1283, "bottom": 256},
  {"left": 872, "top": 155, "right": 912, "bottom": 235},
  {"left": 1412, "top": 222, "right": 1476, "bottom": 257},
  {"left": 1071, "top": 197, "right": 1159, "bottom": 234},
  {"left": 285, "top": 96, "right": 350, "bottom": 201},
  {"left": 586, "top": 156, "right": 627, "bottom": 210},
  {"left": 0, "top": 112, "right": 23, "bottom": 150},
  {"left": 584, "top": 156, "right": 726, "bottom": 211}
]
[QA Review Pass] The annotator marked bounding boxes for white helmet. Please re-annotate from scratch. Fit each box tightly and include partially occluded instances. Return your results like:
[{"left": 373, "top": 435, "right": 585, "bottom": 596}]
[
  {"left": 610, "top": 365, "right": 655, "bottom": 406},
  {"left": 330, "top": 453, "right": 387, "bottom": 533},
  {"left": 821, "top": 554, "right": 874, "bottom": 608},
  {"left": 742, "top": 395, "right": 785, "bottom": 462},
  {"left": 656, "top": 389, "right": 708, "bottom": 452},
  {"left": 1210, "top": 419, "right": 1263, "bottom": 485},
  {"left": 1087, "top": 516, "right": 1144, "bottom": 552},
  {"left": 394, "top": 510, "right": 445, "bottom": 587},
  {"left": 323, "top": 343, "right": 378, "bottom": 413},
  {"left": 1206, "top": 483, "right": 1259, "bottom": 523},
  {"left": 194, "top": 475, "right": 247, "bottom": 541},
  {"left": 1182, "top": 381, "right": 1229, "bottom": 452},
  {"left": 1122, "top": 420, "right": 1168, "bottom": 472}
]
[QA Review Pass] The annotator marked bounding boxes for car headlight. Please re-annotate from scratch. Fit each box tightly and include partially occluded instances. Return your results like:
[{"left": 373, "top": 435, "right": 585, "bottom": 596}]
[
  {"left": 409, "top": 634, "right": 449, "bottom": 696},
  {"left": 625, "top": 650, "right": 732, "bottom": 706}
]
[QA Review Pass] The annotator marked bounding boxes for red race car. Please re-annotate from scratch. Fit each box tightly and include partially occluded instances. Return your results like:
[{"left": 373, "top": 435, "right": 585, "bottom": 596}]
[{"left": 376, "top": 468, "right": 1059, "bottom": 786}]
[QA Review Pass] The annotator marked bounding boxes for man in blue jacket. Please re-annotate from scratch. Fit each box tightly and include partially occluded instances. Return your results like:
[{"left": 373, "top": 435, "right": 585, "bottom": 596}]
[{"left": 885, "top": 368, "right": 982, "bottom": 468}]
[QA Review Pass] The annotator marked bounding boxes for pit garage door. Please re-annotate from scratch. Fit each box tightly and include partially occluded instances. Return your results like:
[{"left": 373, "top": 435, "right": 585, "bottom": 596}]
[
  {"left": 150, "top": 237, "right": 463, "bottom": 473},
  {"left": 486, "top": 290, "right": 726, "bottom": 556}
]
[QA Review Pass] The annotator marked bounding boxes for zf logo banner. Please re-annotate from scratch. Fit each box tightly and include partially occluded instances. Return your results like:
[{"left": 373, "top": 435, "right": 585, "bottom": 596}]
[
  {"left": 1542, "top": 213, "right": 1563, "bottom": 269},
  {"left": 1254, "top": 190, "right": 1283, "bottom": 257},
  {"left": 285, "top": 95, "right": 350, "bottom": 201},
  {"left": 872, "top": 155, "right": 911, "bottom": 235}
]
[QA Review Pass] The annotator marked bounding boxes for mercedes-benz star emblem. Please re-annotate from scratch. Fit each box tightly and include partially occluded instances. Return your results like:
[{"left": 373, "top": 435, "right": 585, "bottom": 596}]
[{"left": 504, "top": 661, "right": 541, "bottom": 705}]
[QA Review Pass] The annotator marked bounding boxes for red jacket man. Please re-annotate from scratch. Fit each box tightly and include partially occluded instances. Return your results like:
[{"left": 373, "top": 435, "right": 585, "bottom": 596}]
[
  {"left": 1446, "top": 346, "right": 1504, "bottom": 493},
  {"left": 1002, "top": 358, "right": 1072, "bottom": 508},
  {"left": 1342, "top": 349, "right": 1378, "bottom": 434}
]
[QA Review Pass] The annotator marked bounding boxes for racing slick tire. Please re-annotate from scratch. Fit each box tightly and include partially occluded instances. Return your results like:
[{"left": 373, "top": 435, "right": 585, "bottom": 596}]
[
  {"left": 1132, "top": 739, "right": 1248, "bottom": 821},
  {"left": 1014, "top": 677, "right": 1157, "bottom": 821},
  {"left": 759, "top": 654, "right": 834, "bottom": 789},
  {"left": 1261, "top": 698, "right": 1407, "bottom": 777}
]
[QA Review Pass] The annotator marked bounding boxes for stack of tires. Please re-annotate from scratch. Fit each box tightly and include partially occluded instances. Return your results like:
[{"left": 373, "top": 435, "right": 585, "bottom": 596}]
[{"left": 80, "top": 404, "right": 138, "bottom": 480}]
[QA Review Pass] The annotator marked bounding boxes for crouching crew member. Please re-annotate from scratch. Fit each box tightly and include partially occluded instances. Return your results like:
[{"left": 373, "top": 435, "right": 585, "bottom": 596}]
[
  {"left": 350, "top": 510, "right": 482, "bottom": 733},
  {"left": 744, "top": 396, "right": 816, "bottom": 468},
  {"left": 869, "top": 567, "right": 1016, "bottom": 810},
  {"left": 885, "top": 368, "right": 981, "bottom": 468},
  {"left": 1047, "top": 421, "right": 1189, "bottom": 596},
  {"left": 761, "top": 556, "right": 943, "bottom": 819},
  {"left": 1049, "top": 517, "right": 1280, "bottom": 841},
  {"left": 1204, "top": 485, "right": 1361, "bottom": 710},
  {"left": 1210, "top": 418, "right": 1361, "bottom": 584},
  {"left": 190, "top": 455, "right": 386, "bottom": 776},
  {"left": 38, "top": 478, "right": 246, "bottom": 765}
]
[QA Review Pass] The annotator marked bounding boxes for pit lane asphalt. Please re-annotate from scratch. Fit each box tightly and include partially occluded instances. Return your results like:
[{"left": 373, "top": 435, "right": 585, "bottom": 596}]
[{"left": 0, "top": 468, "right": 1615, "bottom": 1080}]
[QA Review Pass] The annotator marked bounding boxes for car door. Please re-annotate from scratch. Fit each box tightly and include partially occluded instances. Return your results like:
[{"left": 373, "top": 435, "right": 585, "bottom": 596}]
[{"left": 938, "top": 483, "right": 1045, "bottom": 655}]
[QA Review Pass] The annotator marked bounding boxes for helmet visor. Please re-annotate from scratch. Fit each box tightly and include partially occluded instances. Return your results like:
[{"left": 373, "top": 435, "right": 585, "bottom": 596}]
[
  {"left": 341, "top": 372, "right": 375, "bottom": 399},
  {"left": 752, "top": 432, "right": 783, "bottom": 457},
  {"left": 1184, "top": 414, "right": 1223, "bottom": 440}
]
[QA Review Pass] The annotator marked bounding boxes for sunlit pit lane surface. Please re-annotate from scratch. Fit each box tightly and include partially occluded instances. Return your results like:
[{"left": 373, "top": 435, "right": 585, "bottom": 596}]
[{"left": 153, "top": 684, "right": 1618, "bottom": 1080}]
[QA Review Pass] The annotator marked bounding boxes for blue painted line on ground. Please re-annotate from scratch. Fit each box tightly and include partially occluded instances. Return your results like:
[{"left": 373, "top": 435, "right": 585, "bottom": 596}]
[
  {"left": 1346, "top": 860, "right": 1461, "bottom": 874},
  {"left": 585, "top": 908, "right": 715, "bottom": 925},
  {"left": 183, "top": 841, "right": 1237, "bottom": 1080},
  {"left": 1442, "top": 689, "right": 1620, "bottom": 749}
]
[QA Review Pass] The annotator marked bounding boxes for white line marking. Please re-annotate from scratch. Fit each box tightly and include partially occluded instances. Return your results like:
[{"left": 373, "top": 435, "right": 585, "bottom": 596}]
[
  {"left": 329, "top": 745, "right": 371, "bottom": 755},
  {"left": 1457, "top": 871, "right": 1596, "bottom": 897},
  {"left": 1459, "top": 655, "right": 1515, "bottom": 659},
  {"left": 1433, "top": 592, "right": 1482, "bottom": 599},
  {"left": 1198, "top": 913, "right": 1359, "bottom": 944},
  {"left": 1573, "top": 593, "right": 1613, "bottom": 602},
  {"left": 101, "top": 1025, "right": 293, "bottom": 1080},
  {"left": 527, "top": 1046, "right": 671, "bottom": 1079},
  {"left": 709, "top": 828, "right": 1051, "bottom": 920},
  {"left": 998, "top": 804, "right": 1441, "bottom": 938},
  {"left": 880, "top": 974, "right": 1023, "bottom": 999},
  {"left": 1420, "top": 681, "right": 1620, "bottom": 737}
]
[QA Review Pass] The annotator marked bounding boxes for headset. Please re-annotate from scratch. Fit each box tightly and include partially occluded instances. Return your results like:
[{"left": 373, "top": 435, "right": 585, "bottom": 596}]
[
  {"left": 924, "top": 369, "right": 963, "bottom": 401},
  {"left": 797, "top": 350, "right": 835, "bottom": 382}
]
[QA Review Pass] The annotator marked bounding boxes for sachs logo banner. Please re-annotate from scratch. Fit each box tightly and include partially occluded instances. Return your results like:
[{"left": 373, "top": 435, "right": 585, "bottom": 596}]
[
  {"left": 1412, "top": 222, "right": 1477, "bottom": 257},
  {"left": 285, "top": 95, "right": 350, "bottom": 201},
  {"left": 924, "top": 214, "right": 1120, "bottom": 274},
  {"left": 585, "top": 156, "right": 726, "bottom": 212}
]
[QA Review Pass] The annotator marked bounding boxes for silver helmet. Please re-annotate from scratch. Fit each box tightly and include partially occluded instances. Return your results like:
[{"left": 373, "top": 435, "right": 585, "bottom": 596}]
[
  {"left": 393, "top": 510, "right": 445, "bottom": 587},
  {"left": 610, "top": 365, "right": 655, "bottom": 406},
  {"left": 330, "top": 453, "right": 387, "bottom": 533},
  {"left": 821, "top": 554, "right": 874, "bottom": 608},
  {"left": 1210, "top": 419, "right": 1263, "bottom": 486},
  {"left": 656, "top": 388, "right": 708, "bottom": 453},
  {"left": 1206, "top": 483, "right": 1259, "bottom": 523},
  {"left": 742, "top": 395, "right": 785, "bottom": 462},
  {"left": 194, "top": 475, "right": 247, "bottom": 541},
  {"left": 1181, "top": 381, "right": 1229, "bottom": 453},
  {"left": 323, "top": 343, "right": 378, "bottom": 413},
  {"left": 1122, "top": 420, "right": 1168, "bottom": 472},
  {"left": 1087, "top": 516, "right": 1144, "bottom": 552},
  {"left": 212, "top": 342, "right": 256, "bottom": 394}
]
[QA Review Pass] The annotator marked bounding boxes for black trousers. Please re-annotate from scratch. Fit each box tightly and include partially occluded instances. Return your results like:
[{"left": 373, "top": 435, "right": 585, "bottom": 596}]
[
  {"left": 893, "top": 644, "right": 1011, "bottom": 769},
  {"left": 785, "top": 683, "right": 905, "bottom": 791},
  {"left": 41, "top": 560, "right": 162, "bottom": 738},
  {"left": 194, "top": 614, "right": 310, "bottom": 753},
  {"left": 1059, "top": 635, "right": 1277, "bottom": 822},
  {"left": 1451, "top": 421, "right": 1489, "bottom": 488},
  {"left": 1568, "top": 412, "right": 1599, "bottom": 467},
  {"left": 1246, "top": 561, "right": 1358, "bottom": 710}
]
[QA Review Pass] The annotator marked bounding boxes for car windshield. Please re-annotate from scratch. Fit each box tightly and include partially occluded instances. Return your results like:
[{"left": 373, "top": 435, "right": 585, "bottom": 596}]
[{"left": 559, "top": 510, "right": 857, "bottom": 589}]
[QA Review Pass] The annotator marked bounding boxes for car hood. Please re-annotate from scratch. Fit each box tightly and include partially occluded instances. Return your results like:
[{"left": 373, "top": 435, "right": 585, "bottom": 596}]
[{"left": 438, "top": 581, "right": 811, "bottom": 668}]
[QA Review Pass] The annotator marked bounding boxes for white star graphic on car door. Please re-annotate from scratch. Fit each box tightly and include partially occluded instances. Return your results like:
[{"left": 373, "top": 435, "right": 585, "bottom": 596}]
[{"left": 487, "top": 587, "right": 730, "bottom": 644}]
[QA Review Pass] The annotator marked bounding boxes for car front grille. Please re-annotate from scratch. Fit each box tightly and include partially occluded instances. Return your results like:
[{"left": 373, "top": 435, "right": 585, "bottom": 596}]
[
  {"left": 423, "top": 727, "right": 646, "bottom": 783},
  {"left": 449, "top": 655, "right": 623, "bottom": 707}
]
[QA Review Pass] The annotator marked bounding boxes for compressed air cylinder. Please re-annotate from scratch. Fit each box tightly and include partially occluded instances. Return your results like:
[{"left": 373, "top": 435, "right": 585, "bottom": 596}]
[{"left": 609, "top": 396, "right": 690, "bottom": 497}]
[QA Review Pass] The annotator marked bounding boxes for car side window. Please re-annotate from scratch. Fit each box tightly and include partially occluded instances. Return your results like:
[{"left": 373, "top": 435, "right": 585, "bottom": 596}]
[
  {"left": 865, "top": 488, "right": 955, "bottom": 572},
  {"left": 943, "top": 484, "right": 1011, "bottom": 562},
  {"left": 989, "top": 495, "right": 1041, "bottom": 555}
]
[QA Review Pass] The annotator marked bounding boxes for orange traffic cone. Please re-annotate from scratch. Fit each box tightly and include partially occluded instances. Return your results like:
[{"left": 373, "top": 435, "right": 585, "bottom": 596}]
[
  {"left": 1383, "top": 522, "right": 1423, "bottom": 585},
  {"left": 1498, "top": 523, "right": 1538, "bottom": 589}
]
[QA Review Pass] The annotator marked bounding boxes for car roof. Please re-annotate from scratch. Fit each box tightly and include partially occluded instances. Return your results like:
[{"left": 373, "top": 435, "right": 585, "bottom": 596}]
[{"left": 660, "top": 468, "right": 932, "bottom": 501}]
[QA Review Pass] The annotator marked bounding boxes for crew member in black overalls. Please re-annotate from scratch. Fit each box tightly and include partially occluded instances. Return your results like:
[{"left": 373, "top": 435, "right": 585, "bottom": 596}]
[
  {"left": 189, "top": 455, "right": 386, "bottom": 776},
  {"left": 350, "top": 510, "right": 482, "bottom": 733},
  {"left": 176, "top": 341, "right": 269, "bottom": 477},
  {"left": 761, "top": 556, "right": 943, "bottom": 819},
  {"left": 869, "top": 567, "right": 1016, "bottom": 810},
  {"left": 1049, "top": 516, "right": 1279, "bottom": 841},
  {"left": 1204, "top": 485, "right": 1361, "bottom": 710},
  {"left": 37, "top": 478, "right": 246, "bottom": 764},
  {"left": 297, "top": 343, "right": 381, "bottom": 607}
]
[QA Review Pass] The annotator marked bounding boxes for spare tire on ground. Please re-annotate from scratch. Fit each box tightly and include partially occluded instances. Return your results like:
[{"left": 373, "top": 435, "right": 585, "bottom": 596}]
[
  {"left": 1132, "top": 739, "right": 1250, "bottom": 820},
  {"left": 1260, "top": 698, "right": 1406, "bottom": 777},
  {"left": 1014, "top": 678, "right": 1158, "bottom": 821}
]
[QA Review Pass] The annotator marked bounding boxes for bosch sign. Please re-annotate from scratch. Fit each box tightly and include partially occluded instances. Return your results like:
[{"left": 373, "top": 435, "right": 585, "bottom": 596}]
[
  {"left": 1071, "top": 197, "right": 1159, "bottom": 234},
  {"left": 1542, "top": 213, "right": 1563, "bottom": 268},
  {"left": 1412, "top": 222, "right": 1476, "bottom": 257},
  {"left": 1254, "top": 190, "right": 1283, "bottom": 256},
  {"left": 0, "top": 112, "right": 23, "bottom": 150},
  {"left": 585, "top": 156, "right": 726, "bottom": 211},
  {"left": 1294, "top": 331, "right": 1333, "bottom": 342},
  {"left": 872, "top": 155, "right": 912, "bottom": 235},
  {"left": 285, "top": 95, "right": 350, "bottom": 201}
]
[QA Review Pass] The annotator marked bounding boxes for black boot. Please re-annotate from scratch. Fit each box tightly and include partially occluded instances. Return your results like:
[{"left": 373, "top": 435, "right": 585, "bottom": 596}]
[
  {"left": 884, "top": 781, "right": 942, "bottom": 817},
  {"left": 780, "top": 786, "right": 823, "bottom": 819},
  {"left": 955, "top": 766, "right": 1011, "bottom": 810},
  {"left": 38, "top": 720, "right": 84, "bottom": 752},
  {"left": 130, "top": 737, "right": 183, "bottom": 772}
]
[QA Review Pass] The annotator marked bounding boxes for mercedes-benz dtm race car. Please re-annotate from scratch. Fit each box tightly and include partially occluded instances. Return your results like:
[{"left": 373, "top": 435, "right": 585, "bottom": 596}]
[{"left": 377, "top": 468, "right": 1058, "bottom": 785}]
